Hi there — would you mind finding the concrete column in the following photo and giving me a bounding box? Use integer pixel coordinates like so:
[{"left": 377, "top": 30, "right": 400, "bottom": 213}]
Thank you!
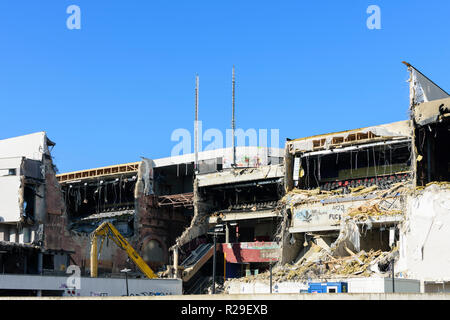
[
  {"left": 9, "top": 228, "right": 17, "bottom": 243},
  {"left": 23, "top": 227, "right": 30, "bottom": 243},
  {"left": 245, "top": 264, "right": 251, "bottom": 277},
  {"left": 0, "top": 225, "right": 9, "bottom": 241},
  {"left": 37, "top": 252, "right": 43, "bottom": 275},
  {"left": 225, "top": 223, "right": 230, "bottom": 244},
  {"left": 173, "top": 247, "right": 179, "bottom": 279},
  {"left": 284, "top": 143, "right": 294, "bottom": 192}
]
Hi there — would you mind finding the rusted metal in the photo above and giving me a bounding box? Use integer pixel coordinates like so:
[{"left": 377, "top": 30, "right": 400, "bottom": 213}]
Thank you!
[{"left": 158, "top": 192, "right": 194, "bottom": 208}]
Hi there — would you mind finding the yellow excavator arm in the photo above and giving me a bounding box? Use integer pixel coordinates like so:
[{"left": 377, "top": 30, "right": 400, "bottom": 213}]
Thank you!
[{"left": 90, "top": 221, "right": 157, "bottom": 279}]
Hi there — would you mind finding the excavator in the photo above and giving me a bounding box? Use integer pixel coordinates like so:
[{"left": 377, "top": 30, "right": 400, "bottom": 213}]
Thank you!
[{"left": 90, "top": 221, "right": 157, "bottom": 279}]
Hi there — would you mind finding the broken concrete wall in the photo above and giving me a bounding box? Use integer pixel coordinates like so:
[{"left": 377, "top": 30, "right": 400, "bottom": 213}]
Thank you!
[
  {"left": 0, "top": 132, "right": 49, "bottom": 161},
  {"left": 0, "top": 132, "right": 50, "bottom": 223},
  {"left": 412, "top": 97, "right": 450, "bottom": 126},
  {"left": 0, "top": 158, "right": 22, "bottom": 222},
  {"left": 397, "top": 183, "right": 450, "bottom": 281},
  {"left": 45, "top": 158, "right": 191, "bottom": 275},
  {"left": 0, "top": 133, "right": 53, "bottom": 244},
  {"left": 288, "top": 120, "right": 412, "bottom": 154},
  {"left": 172, "top": 178, "right": 210, "bottom": 250}
]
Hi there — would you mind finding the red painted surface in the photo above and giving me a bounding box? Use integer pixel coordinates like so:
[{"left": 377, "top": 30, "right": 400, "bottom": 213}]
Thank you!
[{"left": 221, "top": 242, "right": 280, "bottom": 263}]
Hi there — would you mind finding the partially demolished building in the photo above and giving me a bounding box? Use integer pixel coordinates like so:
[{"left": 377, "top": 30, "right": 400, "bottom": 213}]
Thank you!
[
  {"left": 0, "top": 132, "right": 72, "bottom": 282},
  {"left": 169, "top": 147, "right": 285, "bottom": 293},
  {"left": 0, "top": 63, "right": 449, "bottom": 295},
  {"left": 225, "top": 63, "right": 450, "bottom": 294},
  {"left": 53, "top": 147, "right": 281, "bottom": 276}
]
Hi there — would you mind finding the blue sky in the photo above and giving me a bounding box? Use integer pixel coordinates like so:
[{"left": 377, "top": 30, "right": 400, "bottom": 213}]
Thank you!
[{"left": 1, "top": 1, "right": 449, "bottom": 173}]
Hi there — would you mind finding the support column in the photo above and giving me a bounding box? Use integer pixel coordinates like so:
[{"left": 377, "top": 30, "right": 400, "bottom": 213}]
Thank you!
[
  {"left": 173, "top": 247, "right": 179, "bottom": 279},
  {"left": 90, "top": 237, "right": 98, "bottom": 277},
  {"left": 225, "top": 223, "right": 230, "bottom": 244},
  {"left": 38, "top": 251, "right": 43, "bottom": 275}
]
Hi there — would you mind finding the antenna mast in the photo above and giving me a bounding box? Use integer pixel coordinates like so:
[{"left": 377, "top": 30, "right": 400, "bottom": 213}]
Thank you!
[
  {"left": 195, "top": 75, "right": 199, "bottom": 174},
  {"left": 232, "top": 66, "right": 236, "bottom": 167}
]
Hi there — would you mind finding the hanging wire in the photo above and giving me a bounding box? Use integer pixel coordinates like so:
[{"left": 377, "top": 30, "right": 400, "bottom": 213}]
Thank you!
[
  {"left": 350, "top": 150, "right": 353, "bottom": 177},
  {"left": 365, "top": 148, "right": 369, "bottom": 179},
  {"left": 313, "top": 157, "right": 319, "bottom": 188},
  {"left": 306, "top": 156, "right": 310, "bottom": 189},
  {"left": 372, "top": 146, "right": 377, "bottom": 180}
]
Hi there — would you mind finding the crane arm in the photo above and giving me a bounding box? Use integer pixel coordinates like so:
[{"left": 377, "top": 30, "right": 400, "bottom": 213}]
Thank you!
[{"left": 90, "top": 221, "right": 157, "bottom": 279}]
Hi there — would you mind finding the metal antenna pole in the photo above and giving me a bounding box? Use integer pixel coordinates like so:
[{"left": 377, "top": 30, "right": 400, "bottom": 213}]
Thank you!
[
  {"left": 195, "top": 75, "right": 199, "bottom": 174},
  {"left": 232, "top": 66, "right": 236, "bottom": 167},
  {"left": 212, "top": 233, "right": 217, "bottom": 294}
]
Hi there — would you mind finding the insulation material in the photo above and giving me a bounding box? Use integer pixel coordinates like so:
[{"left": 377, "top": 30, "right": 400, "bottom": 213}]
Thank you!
[
  {"left": 172, "top": 178, "right": 209, "bottom": 249},
  {"left": 237, "top": 246, "right": 394, "bottom": 283},
  {"left": 288, "top": 182, "right": 408, "bottom": 232},
  {"left": 289, "top": 120, "right": 412, "bottom": 154},
  {"left": 136, "top": 157, "right": 155, "bottom": 196},
  {"left": 331, "top": 218, "right": 361, "bottom": 255},
  {"left": 397, "top": 183, "right": 450, "bottom": 280}
]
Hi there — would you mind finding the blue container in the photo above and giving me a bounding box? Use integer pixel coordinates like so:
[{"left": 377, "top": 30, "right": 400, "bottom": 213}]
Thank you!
[{"left": 307, "top": 282, "right": 348, "bottom": 293}]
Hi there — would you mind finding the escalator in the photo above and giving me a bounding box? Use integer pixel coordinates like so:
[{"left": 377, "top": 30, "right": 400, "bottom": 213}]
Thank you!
[{"left": 180, "top": 243, "right": 216, "bottom": 282}]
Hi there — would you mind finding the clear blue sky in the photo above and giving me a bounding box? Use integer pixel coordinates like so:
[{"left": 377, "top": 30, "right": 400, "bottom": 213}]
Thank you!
[{"left": 1, "top": 1, "right": 449, "bottom": 173}]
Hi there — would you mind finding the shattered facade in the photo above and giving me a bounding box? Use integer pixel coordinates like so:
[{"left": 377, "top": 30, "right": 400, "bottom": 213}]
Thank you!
[
  {"left": 223, "top": 64, "right": 450, "bottom": 293},
  {"left": 0, "top": 132, "right": 72, "bottom": 280},
  {"left": 168, "top": 147, "right": 285, "bottom": 293},
  {"left": 1, "top": 63, "right": 449, "bottom": 295},
  {"left": 51, "top": 157, "right": 195, "bottom": 275}
]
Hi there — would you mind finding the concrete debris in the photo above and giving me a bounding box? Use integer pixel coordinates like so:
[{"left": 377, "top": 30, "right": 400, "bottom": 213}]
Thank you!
[
  {"left": 346, "top": 204, "right": 402, "bottom": 221},
  {"left": 331, "top": 218, "right": 361, "bottom": 255},
  {"left": 281, "top": 181, "right": 411, "bottom": 207},
  {"left": 230, "top": 246, "right": 396, "bottom": 285}
]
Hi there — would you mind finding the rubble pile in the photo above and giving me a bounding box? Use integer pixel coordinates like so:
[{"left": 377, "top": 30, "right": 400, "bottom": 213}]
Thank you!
[
  {"left": 227, "top": 241, "right": 398, "bottom": 286},
  {"left": 282, "top": 181, "right": 411, "bottom": 207},
  {"left": 346, "top": 203, "right": 402, "bottom": 221}
]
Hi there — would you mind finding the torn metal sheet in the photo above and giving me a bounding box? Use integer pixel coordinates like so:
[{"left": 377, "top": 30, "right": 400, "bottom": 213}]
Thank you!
[
  {"left": 397, "top": 183, "right": 450, "bottom": 280},
  {"left": 404, "top": 62, "right": 449, "bottom": 107}
]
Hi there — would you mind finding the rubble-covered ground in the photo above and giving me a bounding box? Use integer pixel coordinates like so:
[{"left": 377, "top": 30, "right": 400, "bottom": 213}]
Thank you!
[
  {"left": 224, "top": 182, "right": 411, "bottom": 289},
  {"left": 222, "top": 182, "right": 450, "bottom": 293},
  {"left": 226, "top": 242, "right": 398, "bottom": 288}
]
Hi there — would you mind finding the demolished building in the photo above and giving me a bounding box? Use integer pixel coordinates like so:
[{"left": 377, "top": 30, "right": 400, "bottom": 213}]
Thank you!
[
  {"left": 224, "top": 63, "right": 450, "bottom": 294},
  {"left": 0, "top": 132, "right": 73, "bottom": 292},
  {"left": 0, "top": 62, "right": 449, "bottom": 296},
  {"left": 36, "top": 145, "right": 283, "bottom": 279},
  {"left": 169, "top": 147, "right": 285, "bottom": 293},
  {"left": 0, "top": 132, "right": 282, "bottom": 294}
]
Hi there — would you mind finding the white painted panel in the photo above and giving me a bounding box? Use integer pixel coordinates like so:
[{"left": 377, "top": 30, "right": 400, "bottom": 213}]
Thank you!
[
  {"left": 0, "top": 157, "right": 22, "bottom": 173},
  {"left": 397, "top": 185, "right": 450, "bottom": 281},
  {"left": 0, "top": 274, "right": 182, "bottom": 297},
  {"left": 0, "top": 132, "right": 46, "bottom": 161},
  {"left": 0, "top": 175, "right": 21, "bottom": 222}
]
